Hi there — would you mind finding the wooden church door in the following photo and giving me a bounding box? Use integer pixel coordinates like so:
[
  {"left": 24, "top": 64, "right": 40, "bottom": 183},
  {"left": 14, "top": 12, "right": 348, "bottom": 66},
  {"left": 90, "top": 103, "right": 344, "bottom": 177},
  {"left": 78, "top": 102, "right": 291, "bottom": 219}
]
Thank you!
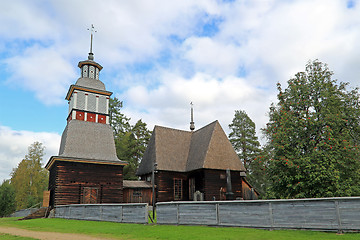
[{"left": 83, "top": 187, "right": 98, "bottom": 204}]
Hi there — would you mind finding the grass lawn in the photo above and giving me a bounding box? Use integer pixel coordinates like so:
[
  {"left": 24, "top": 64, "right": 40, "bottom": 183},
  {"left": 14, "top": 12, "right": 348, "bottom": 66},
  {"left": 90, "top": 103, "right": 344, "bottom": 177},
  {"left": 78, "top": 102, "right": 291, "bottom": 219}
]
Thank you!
[
  {"left": 0, "top": 217, "right": 360, "bottom": 240},
  {"left": 0, "top": 233, "right": 35, "bottom": 240}
]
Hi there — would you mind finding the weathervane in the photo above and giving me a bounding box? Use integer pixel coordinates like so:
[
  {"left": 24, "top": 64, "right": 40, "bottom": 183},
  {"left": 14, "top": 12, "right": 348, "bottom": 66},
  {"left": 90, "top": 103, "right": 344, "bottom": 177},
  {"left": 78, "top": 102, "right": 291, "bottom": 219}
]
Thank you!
[
  {"left": 87, "top": 24, "right": 97, "bottom": 60},
  {"left": 190, "top": 102, "right": 195, "bottom": 131}
]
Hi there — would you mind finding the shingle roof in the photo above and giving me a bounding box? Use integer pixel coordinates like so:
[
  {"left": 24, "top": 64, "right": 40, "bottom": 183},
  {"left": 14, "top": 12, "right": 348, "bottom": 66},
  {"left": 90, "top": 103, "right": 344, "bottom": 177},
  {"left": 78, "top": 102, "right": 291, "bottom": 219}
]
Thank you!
[
  {"left": 136, "top": 120, "right": 246, "bottom": 175},
  {"left": 75, "top": 77, "right": 106, "bottom": 91},
  {"left": 58, "top": 120, "right": 125, "bottom": 163},
  {"left": 123, "top": 180, "right": 152, "bottom": 188}
]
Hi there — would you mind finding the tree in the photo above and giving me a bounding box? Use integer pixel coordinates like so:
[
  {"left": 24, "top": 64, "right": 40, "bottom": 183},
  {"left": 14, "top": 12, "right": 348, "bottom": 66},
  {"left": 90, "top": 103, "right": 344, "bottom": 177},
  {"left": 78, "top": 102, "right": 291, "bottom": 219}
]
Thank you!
[
  {"left": 229, "top": 110, "right": 261, "bottom": 169},
  {"left": 109, "top": 97, "right": 131, "bottom": 136},
  {"left": 11, "top": 142, "right": 48, "bottom": 210},
  {"left": 109, "top": 97, "right": 152, "bottom": 180},
  {"left": 0, "top": 180, "right": 15, "bottom": 217},
  {"left": 123, "top": 119, "right": 152, "bottom": 179},
  {"left": 263, "top": 60, "right": 360, "bottom": 198},
  {"left": 228, "top": 110, "right": 269, "bottom": 196}
]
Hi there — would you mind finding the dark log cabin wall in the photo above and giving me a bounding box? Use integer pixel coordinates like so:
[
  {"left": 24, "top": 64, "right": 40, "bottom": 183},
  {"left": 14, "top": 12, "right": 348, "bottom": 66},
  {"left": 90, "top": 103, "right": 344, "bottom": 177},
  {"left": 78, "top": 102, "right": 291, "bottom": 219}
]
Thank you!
[
  {"left": 203, "top": 169, "right": 243, "bottom": 201},
  {"left": 123, "top": 188, "right": 153, "bottom": 204},
  {"left": 139, "top": 169, "right": 246, "bottom": 202},
  {"left": 49, "top": 161, "right": 124, "bottom": 206},
  {"left": 242, "top": 179, "right": 259, "bottom": 200},
  {"left": 156, "top": 171, "right": 188, "bottom": 202}
]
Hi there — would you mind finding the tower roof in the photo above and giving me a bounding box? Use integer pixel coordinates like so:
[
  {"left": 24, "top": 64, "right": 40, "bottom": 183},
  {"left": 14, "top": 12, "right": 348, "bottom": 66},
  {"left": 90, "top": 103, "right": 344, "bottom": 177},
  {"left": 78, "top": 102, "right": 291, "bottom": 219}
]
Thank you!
[{"left": 58, "top": 120, "right": 124, "bottom": 162}]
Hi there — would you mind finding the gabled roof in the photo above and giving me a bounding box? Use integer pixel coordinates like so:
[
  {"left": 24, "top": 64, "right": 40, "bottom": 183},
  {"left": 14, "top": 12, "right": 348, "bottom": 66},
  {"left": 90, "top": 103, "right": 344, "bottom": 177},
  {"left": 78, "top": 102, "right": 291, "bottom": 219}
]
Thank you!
[{"left": 136, "top": 120, "right": 246, "bottom": 175}]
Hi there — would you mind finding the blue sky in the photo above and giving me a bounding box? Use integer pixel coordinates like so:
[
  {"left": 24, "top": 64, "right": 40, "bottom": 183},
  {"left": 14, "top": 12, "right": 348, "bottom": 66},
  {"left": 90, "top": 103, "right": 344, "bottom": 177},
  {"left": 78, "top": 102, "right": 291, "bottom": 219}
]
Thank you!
[{"left": 1, "top": 0, "right": 360, "bottom": 182}]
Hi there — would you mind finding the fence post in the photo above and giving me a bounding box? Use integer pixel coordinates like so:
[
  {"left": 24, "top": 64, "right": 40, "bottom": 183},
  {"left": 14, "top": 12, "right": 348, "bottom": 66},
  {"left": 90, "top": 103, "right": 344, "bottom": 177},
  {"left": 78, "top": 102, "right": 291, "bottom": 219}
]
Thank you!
[
  {"left": 177, "top": 203, "right": 180, "bottom": 224},
  {"left": 335, "top": 200, "right": 342, "bottom": 234},
  {"left": 268, "top": 202, "right": 274, "bottom": 230},
  {"left": 83, "top": 205, "right": 86, "bottom": 219},
  {"left": 145, "top": 204, "right": 149, "bottom": 223},
  {"left": 120, "top": 206, "right": 123, "bottom": 222},
  {"left": 215, "top": 203, "right": 220, "bottom": 225},
  {"left": 68, "top": 206, "right": 71, "bottom": 219}
]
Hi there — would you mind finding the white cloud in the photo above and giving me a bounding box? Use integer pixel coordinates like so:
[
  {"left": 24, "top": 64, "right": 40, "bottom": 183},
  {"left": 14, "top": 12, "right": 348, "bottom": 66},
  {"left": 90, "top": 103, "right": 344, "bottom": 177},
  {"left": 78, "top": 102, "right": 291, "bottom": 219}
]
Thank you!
[
  {"left": 0, "top": 1, "right": 59, "bottom": 40},
  {"left": 0, "top": 126, "right": 61, "bottom": 183},
  {"left": 182, "top": 37, "right": 243, "bottom": 77},
  {"left": 4, "top": 46, "right": 76, "bottom": 105},
  {"left": 215, "top": 0, "right": 360, "bottom": 86},
  {"left": 119, "top": 71, "right": 271, "bottom": 137}
]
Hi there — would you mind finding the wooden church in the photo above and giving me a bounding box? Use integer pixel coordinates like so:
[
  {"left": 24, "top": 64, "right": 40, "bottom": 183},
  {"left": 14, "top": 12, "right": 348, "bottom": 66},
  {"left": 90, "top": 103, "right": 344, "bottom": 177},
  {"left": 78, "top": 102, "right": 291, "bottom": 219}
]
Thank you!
[
  {"left": 45, "top": 30, "right": 257, "bottom": 207},
  {"left": 136, "top": 113, "right": 258, "bottom": 202},
  {"left": 45, "top": 36, "right": 127, "bottom": 207}
]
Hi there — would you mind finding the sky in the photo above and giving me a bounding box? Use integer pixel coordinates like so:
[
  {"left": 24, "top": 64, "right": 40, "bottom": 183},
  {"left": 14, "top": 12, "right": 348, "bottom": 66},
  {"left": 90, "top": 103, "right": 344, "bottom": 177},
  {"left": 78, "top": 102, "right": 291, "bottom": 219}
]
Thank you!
[{"left": 1, "top": 0, "right": 360, "bottom": 182}]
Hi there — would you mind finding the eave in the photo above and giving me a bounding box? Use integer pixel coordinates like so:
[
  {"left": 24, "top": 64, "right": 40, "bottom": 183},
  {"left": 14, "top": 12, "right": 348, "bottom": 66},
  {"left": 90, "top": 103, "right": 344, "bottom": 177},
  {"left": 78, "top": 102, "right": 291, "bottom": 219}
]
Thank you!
[
  {"left": 65, "top": 85, "right": 112, "bottom": 100},
  {"left": 45, "top": 156, "right": 127, "bottom": 170}
]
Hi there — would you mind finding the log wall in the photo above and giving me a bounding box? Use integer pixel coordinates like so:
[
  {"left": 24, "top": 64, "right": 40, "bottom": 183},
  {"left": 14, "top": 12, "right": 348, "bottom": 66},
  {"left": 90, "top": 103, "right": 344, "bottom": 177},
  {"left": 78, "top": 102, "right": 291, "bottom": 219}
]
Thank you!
[
  {"left": 203, "top": 169, "right": 244, "bottom": 201},
  {"left": 123, "top": 188, "right": 153, "bottom": 205},
  {"left": 49, "top": 161, "right": 124, "bottom": 206},
  {"left": 156, "top": 171, "right": 188, "bottom": 202}
]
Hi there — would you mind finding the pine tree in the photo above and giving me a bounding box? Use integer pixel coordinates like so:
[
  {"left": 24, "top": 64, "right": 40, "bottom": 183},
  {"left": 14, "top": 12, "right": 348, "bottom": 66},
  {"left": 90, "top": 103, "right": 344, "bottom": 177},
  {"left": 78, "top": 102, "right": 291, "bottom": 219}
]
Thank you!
[
  {"left": 229, "top": 110, "right": 270, "bottom": 195},
  {"left": 11, "top": 142, "right": 48, "bottom": 210},
  {"left": 263, "top": 60, "right": 360, "bottom": 198},
  {"left": 229, "top": 110, "right": 260, "bottom": 170}
]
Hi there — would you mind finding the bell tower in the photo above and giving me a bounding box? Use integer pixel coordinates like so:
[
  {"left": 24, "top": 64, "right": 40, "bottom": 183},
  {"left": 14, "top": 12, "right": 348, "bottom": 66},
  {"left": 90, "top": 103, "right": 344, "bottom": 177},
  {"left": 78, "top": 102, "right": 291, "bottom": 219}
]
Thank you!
[
  {"left": 66, "top": 25, "right": 111, "bottom": 125},
  {"left": 46, "top": 26, "right": 127, "bottom": 207}
]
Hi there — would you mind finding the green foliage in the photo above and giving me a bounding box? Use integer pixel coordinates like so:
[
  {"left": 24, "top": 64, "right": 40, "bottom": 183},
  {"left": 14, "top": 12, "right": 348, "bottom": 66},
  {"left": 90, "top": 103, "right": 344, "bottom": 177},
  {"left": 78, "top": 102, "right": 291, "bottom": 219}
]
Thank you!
[
  {"left": 0, "top": 180, "right": 15, "bottom": 217},
  {"left": 109, "top": 97, "right": 131, "bottom": 136},
  {"left": 263, "top": 60, "right": 360, "bottom": 198},
  {"left": 109, "top": 97, "right": 152, "bottom": 180},
  {"left": 228, "top": 110, "right": 270, "bottom": 196},
  {"left": 10, "top": 142, "right": 48, "bottom": 210},
  {"left": 229, "top": 110, "right": 261, "bottom": 169},
  {"left": 1, "top": 218, "right": 359, "bottom": 240}
]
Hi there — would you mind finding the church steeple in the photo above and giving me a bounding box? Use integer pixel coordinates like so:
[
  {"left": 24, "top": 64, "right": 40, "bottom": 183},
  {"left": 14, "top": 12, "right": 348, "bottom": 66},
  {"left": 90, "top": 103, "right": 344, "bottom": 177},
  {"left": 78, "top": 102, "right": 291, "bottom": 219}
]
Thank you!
[
  {"left": 64, "top": 26, "right": 112, "bottom": 125},
  {"left": 190, "top": 102, "right": 195, "bottom": 131}
]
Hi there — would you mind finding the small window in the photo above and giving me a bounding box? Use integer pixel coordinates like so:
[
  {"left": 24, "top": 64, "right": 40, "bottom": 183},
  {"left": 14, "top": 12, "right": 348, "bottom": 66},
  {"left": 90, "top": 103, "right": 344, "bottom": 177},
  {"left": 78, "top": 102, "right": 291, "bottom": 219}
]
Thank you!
[{"left": 174, "top": 179, "right": 183, "bottom": 200}]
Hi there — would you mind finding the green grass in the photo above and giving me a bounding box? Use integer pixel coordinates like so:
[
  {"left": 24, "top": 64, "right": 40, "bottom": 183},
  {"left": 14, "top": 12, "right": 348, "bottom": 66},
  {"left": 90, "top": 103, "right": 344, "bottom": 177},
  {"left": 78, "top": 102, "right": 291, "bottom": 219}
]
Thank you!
[
  {"left": 0, "top": 217, "right": 360, "bottom": 240},
  {"left": 0, "top": 233, "right": 36, "bottom": 240},
  {"left": 148, "top": 210, "right": 156, "bottom": 223}
]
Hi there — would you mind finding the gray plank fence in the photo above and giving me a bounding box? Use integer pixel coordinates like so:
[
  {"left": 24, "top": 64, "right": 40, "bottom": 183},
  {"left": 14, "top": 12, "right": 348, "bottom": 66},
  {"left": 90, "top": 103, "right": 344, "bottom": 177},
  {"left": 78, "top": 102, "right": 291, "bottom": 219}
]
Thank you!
[
  {"left": 55, "top": 203, "right": 148, "bottom": 224},
  {"left": 156, "top": 197, "right": 360, "bottom": 232}
]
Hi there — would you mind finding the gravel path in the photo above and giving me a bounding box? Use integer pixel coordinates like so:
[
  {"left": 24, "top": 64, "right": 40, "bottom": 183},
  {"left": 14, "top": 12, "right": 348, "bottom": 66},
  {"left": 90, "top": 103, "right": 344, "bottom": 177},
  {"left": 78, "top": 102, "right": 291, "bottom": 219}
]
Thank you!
[{"left": 0, "top": 226, "right": 117, "bottom": 240}]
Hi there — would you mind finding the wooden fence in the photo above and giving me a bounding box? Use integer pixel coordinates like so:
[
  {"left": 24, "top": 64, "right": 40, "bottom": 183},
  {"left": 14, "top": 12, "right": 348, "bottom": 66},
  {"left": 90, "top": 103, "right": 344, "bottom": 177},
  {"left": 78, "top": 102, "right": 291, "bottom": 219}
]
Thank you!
[
  {"left": 156, "top": 197, "right": 360, "bottom": 232},
  {"left": 55, "top": 203, "right": 148, "bottom": 224}
]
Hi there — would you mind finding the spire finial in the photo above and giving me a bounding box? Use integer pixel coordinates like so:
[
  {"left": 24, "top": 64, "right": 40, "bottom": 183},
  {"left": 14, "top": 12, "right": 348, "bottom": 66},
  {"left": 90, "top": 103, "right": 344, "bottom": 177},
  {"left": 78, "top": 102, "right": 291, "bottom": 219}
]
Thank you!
[
  {"left": 190, "top": 102, "right": 195, "bottom": 131},
  {"left": 87, "top": 24, "right": 97, "bottom": 60}
]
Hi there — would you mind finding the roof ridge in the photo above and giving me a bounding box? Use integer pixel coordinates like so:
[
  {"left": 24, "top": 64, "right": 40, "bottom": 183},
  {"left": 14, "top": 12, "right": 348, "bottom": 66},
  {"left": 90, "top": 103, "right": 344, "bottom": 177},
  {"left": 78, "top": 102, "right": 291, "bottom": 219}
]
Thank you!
[
  {"left": 185, "top": 121, "right": 218, "bottom": 171},
  {"left": 154, "top": 125, "right": 190, "bottom": 133},
  {"left": 197, "top": 121, "right": 218, "bottom": 170}
]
